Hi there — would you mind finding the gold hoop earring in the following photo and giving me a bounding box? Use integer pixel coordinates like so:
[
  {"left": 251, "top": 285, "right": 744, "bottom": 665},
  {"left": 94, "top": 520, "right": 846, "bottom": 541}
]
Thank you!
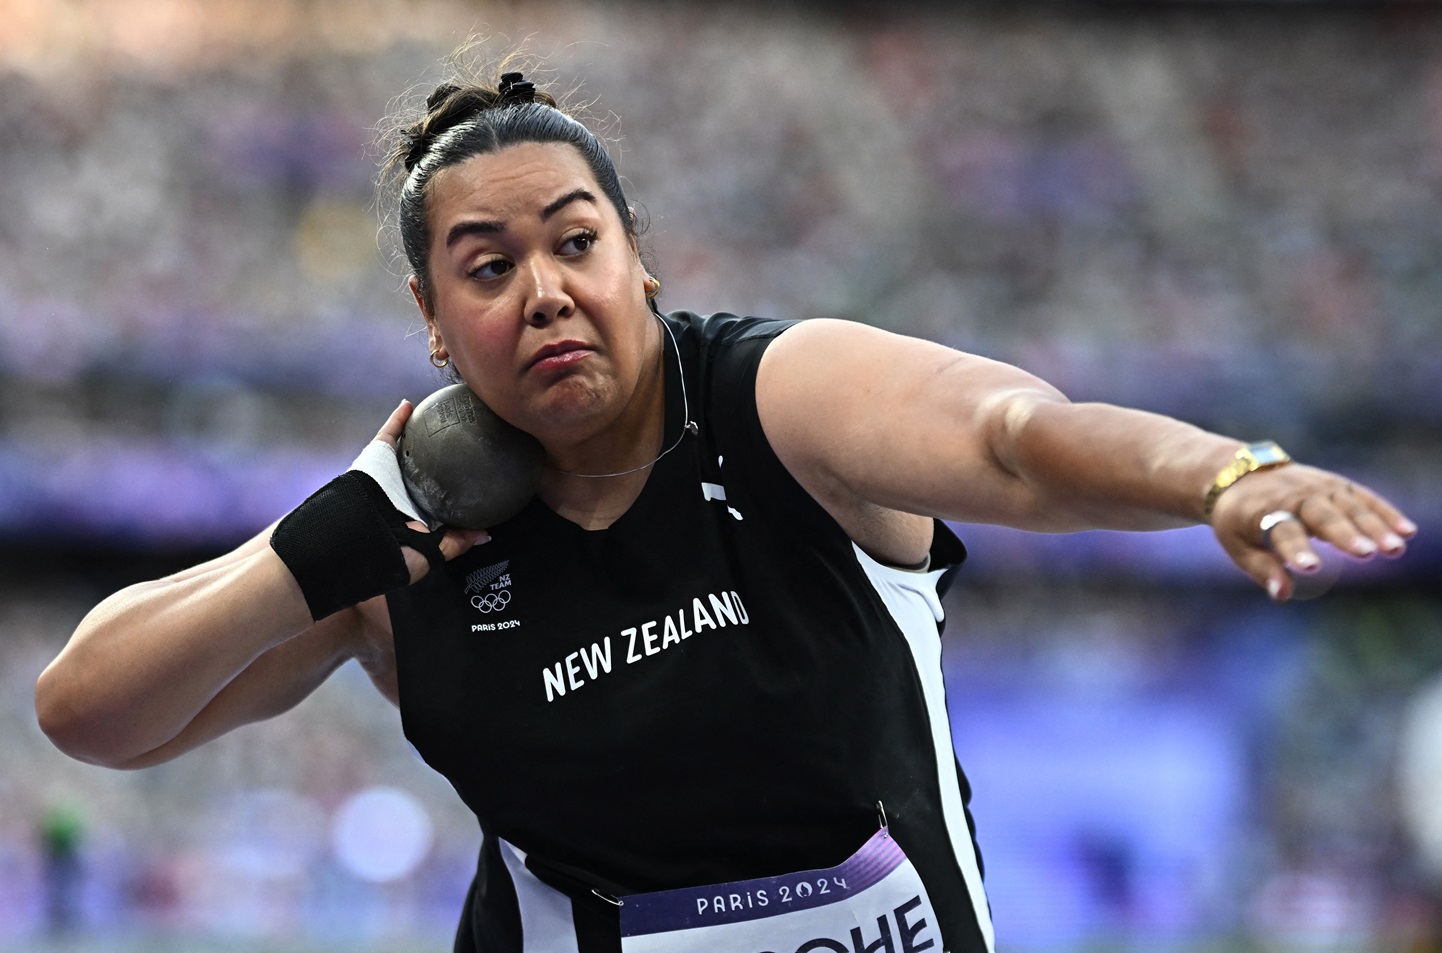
[
  {"left": 430, "top": 350, "right": 450, "bottom": 369},
  {"left": 645, "top": 276, "right": 661, "bottom": 299}
]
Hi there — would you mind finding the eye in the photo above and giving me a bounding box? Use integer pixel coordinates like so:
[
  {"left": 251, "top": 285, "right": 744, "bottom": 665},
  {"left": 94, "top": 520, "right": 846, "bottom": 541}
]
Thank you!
[
  {"left": 559, "top": 229, "right": 597, "bottom": 257},
  {"left": 469, "top": 257, "right": 513, "bottom": 281}
]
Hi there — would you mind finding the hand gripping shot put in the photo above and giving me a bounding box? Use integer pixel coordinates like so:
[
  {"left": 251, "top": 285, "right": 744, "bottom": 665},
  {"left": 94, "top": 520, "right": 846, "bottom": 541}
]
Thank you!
[
  {"left": 399, "top": 384, "right": 545, "bottom": 529},
  {"left": 266, "top": 384, "right": 542, "bottom": 622}
]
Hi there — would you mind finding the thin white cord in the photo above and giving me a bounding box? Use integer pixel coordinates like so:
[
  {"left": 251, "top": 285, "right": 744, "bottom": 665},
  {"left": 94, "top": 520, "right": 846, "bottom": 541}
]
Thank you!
[{"left": 553, "top": 316, "right": 696, "bottom": 479}]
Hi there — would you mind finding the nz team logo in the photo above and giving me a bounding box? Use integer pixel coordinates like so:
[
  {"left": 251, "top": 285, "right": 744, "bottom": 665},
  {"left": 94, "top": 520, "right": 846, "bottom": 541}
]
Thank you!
[{"left": 464, "top": 560, "right": 513, "bottom": 616}]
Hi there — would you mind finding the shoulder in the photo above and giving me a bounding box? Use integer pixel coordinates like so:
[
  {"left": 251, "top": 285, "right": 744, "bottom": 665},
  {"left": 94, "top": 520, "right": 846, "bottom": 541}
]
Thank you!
[
  {"left": 758, "top": 317, "right": 912, "bottom": 369},
  {"left": 665, "top": 310, "right": 802, "bottom": 422},
  {"left": 682, "top": 316, "right": 940, "bottom": 565},
  {"left": 663, "top": 310, "right": 798, "bottom": 354}
]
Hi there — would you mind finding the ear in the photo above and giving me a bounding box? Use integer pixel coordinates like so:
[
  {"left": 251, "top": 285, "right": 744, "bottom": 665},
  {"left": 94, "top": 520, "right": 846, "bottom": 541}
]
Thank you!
[
  {"left": 408, "top": 274, "right": 433, "bottom": 320},
  {"left": 626, "top": 207, "right": 641, "bottom": 257},
  {"left": 410, "top": 275, "right": 445, "bottom": 353}
]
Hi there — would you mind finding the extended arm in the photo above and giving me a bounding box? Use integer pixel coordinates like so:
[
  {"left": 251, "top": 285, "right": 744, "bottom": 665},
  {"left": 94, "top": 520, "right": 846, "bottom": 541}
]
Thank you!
[{"left": 757, "top": 320, "right": 1414, "bottom": 598}]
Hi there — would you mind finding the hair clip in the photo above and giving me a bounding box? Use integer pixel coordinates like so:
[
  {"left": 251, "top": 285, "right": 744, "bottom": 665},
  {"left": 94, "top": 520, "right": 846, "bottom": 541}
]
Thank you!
[
  {"left": 498, "top": 72, "right": 536, "bottom": 105},
  {"left": 402, "top": 131, "right": 428, "bottom": 173}
]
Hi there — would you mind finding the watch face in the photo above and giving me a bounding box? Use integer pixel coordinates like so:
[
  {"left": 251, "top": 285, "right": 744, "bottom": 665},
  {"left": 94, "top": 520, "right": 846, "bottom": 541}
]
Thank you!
[{"left": 1247, "top": 441, "right": 1290, "bottom": 466}]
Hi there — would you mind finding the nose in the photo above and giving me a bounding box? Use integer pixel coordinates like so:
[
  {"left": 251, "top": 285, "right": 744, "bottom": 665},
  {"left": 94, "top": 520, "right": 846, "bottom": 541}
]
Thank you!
[{"left": 522, "top": 255, "right": 574, "bottom": 327}]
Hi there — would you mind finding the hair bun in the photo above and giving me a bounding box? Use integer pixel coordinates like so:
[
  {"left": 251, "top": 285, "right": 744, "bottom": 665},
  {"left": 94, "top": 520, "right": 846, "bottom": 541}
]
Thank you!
[
  {"left": 426, "top": 83, "right": 461, "bottom": 111},
  {"left": 401, "top": 131, "right": 428, "bottom": 173},
  {"left": 399, "top": 73, "right": 556, "bottom": 176}
]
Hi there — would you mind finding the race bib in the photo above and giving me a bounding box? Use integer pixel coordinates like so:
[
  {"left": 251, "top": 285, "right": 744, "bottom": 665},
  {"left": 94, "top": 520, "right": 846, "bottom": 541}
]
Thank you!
[{"left": 619, "top": 828, "right": 940, "bottom": 953}]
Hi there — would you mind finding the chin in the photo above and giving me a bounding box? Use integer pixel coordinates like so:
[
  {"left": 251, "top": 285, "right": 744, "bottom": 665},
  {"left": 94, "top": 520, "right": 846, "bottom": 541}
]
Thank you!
[{"left": 530, "top": 381, "right": 621, "bottom": 434}]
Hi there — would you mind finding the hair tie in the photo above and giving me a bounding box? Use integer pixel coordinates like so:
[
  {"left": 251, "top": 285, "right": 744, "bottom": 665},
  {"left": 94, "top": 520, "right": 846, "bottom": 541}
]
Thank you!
[{"left": 498, "top": 72, "right": 537, "bottom": 105}]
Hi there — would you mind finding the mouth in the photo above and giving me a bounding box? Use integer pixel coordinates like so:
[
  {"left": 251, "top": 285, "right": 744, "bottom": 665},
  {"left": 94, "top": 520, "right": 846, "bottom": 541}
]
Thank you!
[{"left": 526, "top": 340, "right": 593, "bottom": 372}]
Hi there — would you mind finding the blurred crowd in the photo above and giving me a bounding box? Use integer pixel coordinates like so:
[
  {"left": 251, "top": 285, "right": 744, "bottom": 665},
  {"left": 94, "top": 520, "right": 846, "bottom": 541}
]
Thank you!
[
  {"left": 0, "top": 0, "right": 1438, "bottom": 546},
  {"left": 1, "top": 0, "right": 1440, "bottom": 950}
]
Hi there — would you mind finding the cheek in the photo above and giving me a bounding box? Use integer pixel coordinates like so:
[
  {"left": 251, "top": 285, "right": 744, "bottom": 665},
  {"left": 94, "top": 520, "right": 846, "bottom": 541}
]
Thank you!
[
  {"left": 453, "top": 325, "right": 515, "bottom": 380},
  {"left": 432, "top": 307, "right": 514, "bottom": 382},
  {"left": 593, "top": 259, "right": 647, "bottom": 317}
]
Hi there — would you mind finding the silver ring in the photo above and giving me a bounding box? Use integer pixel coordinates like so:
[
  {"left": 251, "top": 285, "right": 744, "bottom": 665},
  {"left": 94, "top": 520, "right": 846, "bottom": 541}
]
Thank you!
[{"left": 1259, "top": 509, "right": 1299, "bottom": 545}]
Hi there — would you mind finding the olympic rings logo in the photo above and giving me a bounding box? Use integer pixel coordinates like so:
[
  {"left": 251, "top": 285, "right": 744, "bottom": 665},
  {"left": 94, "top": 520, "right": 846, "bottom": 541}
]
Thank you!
[{"left": 471, "top": 591, "right": 512, "bottom": 613}]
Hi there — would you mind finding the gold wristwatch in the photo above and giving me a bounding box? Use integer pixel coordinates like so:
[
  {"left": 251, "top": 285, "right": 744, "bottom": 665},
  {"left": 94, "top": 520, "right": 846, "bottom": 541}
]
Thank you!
[{"left": 1203, "top": 440, "right": 1292, "bottom": 518}]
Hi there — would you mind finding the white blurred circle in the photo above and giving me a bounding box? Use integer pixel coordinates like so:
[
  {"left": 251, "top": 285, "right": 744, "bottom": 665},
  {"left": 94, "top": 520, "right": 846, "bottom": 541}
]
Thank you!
[
  {"left": 330, "top": 786, "right": 434, "bottom": 883},
  {"left": 1398, "top": 673, "right": 1442, "bottom": 879}
]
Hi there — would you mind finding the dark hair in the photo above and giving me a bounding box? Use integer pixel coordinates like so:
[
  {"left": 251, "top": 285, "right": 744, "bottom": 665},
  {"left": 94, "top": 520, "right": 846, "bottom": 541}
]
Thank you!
[{"left": 384, "top": 68, "right": 636, "bottom": 312}]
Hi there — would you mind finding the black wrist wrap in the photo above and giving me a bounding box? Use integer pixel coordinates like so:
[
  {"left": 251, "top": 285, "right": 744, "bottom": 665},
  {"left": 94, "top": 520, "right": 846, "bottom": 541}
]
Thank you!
[{"left": 270, "top": 471, "right": 445, "bottom": 621}]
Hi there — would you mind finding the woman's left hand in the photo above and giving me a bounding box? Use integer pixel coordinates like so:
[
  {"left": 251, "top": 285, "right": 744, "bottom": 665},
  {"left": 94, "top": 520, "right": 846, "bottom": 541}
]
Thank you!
[{"left": 1207, "top": 463, "right": 1416, "bottom": 600}]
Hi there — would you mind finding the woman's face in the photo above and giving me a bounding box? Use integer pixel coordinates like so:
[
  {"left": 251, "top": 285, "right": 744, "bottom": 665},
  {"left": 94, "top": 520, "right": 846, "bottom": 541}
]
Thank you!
[{"left": 414, "top": 142, "right": 653, "bottom": 446}]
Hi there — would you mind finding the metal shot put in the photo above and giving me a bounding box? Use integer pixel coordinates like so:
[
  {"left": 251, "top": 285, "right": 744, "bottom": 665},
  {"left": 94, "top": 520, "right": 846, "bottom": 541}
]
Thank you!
[{"left": 399, "top": 384, "right": 544, "bottom": 529}]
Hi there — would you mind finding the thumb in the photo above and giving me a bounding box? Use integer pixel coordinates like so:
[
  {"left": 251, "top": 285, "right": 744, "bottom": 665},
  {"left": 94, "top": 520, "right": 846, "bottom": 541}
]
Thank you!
[{"left": 401, "top": 524, "right": 490, "bottom": 583}]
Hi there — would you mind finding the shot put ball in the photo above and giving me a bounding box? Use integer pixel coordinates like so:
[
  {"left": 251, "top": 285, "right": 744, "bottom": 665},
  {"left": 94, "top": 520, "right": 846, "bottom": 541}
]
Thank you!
[{"left": 398, "top": 384, "right": 545, "bottom": 528}]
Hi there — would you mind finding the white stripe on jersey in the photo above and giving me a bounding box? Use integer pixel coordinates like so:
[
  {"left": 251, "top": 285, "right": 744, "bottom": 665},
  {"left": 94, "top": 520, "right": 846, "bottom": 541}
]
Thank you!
[
  {"left": 500, "top": 837, "right": 581, "bottom": 953},
  {"left": 851, "top": 543, "right": 997, "bottom": 953}
]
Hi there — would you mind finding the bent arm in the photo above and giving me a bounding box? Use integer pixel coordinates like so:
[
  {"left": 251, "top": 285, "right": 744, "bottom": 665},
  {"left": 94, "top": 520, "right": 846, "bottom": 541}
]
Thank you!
[
  {"left": 35, "top": 400, "right": 486, "bottom": 769},
  {"left": 34, "top": 526, "right": 367, "bottom": 769},
  {"left": 757, "top": 319, "right": 1413, "bottom": 595}
]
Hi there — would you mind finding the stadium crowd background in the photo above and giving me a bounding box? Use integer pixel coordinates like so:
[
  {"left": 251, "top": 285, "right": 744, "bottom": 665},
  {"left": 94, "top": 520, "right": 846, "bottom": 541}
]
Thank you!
[{"left": 1, "top": 0, "right": 1440, "bottom": 950}]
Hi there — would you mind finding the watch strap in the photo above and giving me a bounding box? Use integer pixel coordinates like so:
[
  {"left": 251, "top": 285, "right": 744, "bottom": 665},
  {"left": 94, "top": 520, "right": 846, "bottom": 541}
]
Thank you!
[{"left": 1203, "top": 440, "right": 1292, "bottom": 519}]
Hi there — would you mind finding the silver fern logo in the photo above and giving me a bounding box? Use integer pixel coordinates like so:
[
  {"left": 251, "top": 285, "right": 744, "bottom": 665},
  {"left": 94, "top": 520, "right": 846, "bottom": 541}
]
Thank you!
[
  {"left": 465, "top": 560, "right": 515, "bottom": 620},
  {"left": 464, "top": 560, "right": 510, "bottom": 596}
]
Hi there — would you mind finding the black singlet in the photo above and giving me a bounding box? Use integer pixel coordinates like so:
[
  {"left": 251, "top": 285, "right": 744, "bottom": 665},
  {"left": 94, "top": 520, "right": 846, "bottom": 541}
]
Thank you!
[{"left": 387, "top": 312, "right": 994, "bottom": 953}]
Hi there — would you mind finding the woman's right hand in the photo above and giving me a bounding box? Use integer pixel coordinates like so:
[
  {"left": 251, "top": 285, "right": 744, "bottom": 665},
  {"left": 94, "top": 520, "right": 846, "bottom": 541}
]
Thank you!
[{"left": 372, "top": 399, "right": 491, "bottom": 583}]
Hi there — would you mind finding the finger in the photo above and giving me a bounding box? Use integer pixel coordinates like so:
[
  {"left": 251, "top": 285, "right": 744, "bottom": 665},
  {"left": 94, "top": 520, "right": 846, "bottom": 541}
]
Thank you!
[
  {"left": 439, "top": 526, "right": 491, "bottom": 560},
  {"left": 1258, "top": 511, "right": 1322, "bottom": 575},
  {"left": 1223, "top": 535, "right": 1295, "bottom": 602},
  {"left": 1296, "top": 493, "right": 1385, "bottom": 561},
  {"left": 400, "top": 524, "right": 489, "bottom": 583},
  {"left": 1332, "top": 483, "right": 1415, "bottom": 557},
  {"left": 1346, "top": 482, "right": 1420, "bottom": 539},
  {"left": 1339, "top": 500, "right": 1406, "bottom": 558},
  {"left": 376, "top": 399, "right": 413, "bottom": 449}
]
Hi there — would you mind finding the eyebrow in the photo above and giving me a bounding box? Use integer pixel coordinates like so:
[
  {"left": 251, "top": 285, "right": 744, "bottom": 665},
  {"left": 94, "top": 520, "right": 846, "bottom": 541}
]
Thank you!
[
  {"left": 541, "top": 188, "right": 597, "bottom": 222},
  {"left": 445, "top": 188, "right": 599, "bottom": 248}
]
